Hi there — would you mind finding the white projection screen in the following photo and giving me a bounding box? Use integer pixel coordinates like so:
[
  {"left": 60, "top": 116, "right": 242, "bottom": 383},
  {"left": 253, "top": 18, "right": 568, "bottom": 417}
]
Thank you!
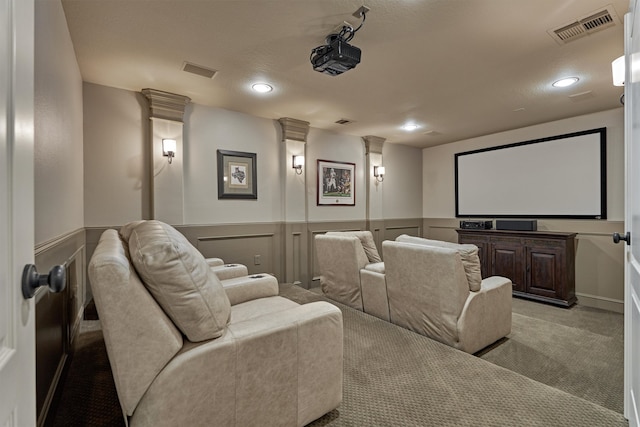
[{"left": 455, "top": 128, "right": 606, "bottom": 219}]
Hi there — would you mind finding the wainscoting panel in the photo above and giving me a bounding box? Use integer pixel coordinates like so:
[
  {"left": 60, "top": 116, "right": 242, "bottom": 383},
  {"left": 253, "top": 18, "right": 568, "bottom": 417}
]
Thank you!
[
  {"left": 35, "top": 228, "right": 86, "bottom": 427},
  {"left": 177, "top": 223, "right": 285, "bottom": 280},
  {"left": 383, "top": 218, "right": 422, "bottom": 242},
  {"left": 284, "top": 222, "right": 308, "bottom": 287}
]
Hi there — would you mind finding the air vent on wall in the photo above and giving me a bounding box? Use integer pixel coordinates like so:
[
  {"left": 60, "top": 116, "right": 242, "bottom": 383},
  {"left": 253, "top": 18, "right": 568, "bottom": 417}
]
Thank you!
[
  {"left": 182, "top": 61, "right": 218, "bottom": 79},
  {"left": 548, "top": 5, "right": 619, "bottom": 44}
]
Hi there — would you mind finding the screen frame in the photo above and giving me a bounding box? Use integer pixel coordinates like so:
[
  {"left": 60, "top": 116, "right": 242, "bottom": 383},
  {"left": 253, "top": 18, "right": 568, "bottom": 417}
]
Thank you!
[{"left": 454, "top": 127, "right": 607, "bottom": 219}]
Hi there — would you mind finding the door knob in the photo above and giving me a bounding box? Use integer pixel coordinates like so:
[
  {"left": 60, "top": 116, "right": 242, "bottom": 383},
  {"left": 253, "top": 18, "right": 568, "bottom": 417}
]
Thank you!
[
  {"left": 612, "top": 232, "right": 631, "bottom": 246},
  {"left": 21, "top": 264, "right": 66, "bottom": 299}
]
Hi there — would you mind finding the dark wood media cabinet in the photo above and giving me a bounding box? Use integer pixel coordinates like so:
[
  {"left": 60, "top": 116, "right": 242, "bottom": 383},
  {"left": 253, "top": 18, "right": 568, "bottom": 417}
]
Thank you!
[{"left": 456, "top": 229, "right": 577, "bottom": 307}]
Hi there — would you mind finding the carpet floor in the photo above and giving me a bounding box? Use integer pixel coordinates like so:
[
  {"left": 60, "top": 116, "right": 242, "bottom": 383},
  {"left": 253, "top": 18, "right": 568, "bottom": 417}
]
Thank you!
[{"left": 50, "top": 284, "right": 627, "bottom": 426}]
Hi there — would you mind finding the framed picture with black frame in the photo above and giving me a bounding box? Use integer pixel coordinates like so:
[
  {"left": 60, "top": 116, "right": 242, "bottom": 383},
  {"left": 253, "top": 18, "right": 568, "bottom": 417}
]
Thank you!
[
  {"left": 317, "top": 159, "right": 355, "bottom": 206},
  {"left": 217, "top": 149, "right": 257, "bottom": 199}
]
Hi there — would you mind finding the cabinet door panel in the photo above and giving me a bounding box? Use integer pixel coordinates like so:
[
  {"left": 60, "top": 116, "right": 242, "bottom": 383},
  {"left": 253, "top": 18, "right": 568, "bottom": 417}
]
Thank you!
[
  {"left": 526, "top": 246, "right": 564, "bottom": 299},
  {"left": 491, "top": 242, "right": 524, "bottom": 292}
]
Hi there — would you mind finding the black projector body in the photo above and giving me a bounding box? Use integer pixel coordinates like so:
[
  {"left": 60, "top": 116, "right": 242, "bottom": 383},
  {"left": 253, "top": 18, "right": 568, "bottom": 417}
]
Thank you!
[{"left": 311, "top": 37, "right": 361, "bottom": 76}]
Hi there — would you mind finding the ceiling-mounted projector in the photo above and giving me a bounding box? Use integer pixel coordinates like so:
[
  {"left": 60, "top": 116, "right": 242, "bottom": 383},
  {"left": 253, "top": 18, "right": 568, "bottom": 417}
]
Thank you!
[
  {"left": 310, "top": 6, "right": 369, "bottom": 76},
  {"left": 311, "top": 35, "right": 361, "bottom": 76}
]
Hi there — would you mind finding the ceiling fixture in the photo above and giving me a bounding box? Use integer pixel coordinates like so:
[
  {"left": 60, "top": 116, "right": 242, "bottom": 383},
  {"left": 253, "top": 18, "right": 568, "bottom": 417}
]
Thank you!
[
  {"left": 251, "top": 83, "right": 273, "bottom": 93},
  {"left": 402, "top": 124, "right": 419, "bottom": 131},
  {"left": 552, "top": 77, "right": 579, "bottom": 88},
  {"left": 310, "top": 5, "right": 370, "bottom": 76}
]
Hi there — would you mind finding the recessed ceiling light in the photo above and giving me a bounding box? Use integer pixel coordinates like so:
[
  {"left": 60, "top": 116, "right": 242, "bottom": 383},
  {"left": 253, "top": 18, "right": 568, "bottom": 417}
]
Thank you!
[
  {"left": 401, "top": 124, "right": 419, "bottom": 131},
  {"left": 552, "top": 77, "right": 579, "bottom": 88},
  {"left": 251, "top": 83, "right": 273, "bottom": 93}
]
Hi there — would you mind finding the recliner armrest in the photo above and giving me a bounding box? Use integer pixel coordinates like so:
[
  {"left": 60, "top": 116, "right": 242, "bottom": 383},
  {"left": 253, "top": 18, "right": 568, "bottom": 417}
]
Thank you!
[
  {"left": 205, "top": 257, "right": 224, "bottom": 267},
  {"left": 457, "top": 275, "right": 512, "bottom": 354},
  {"left": 133, "top": 301, "right": 343, "bottom": 427},
  {"left": 211, "top": 263, "right": 248, "bottom": 280},
  {"left": 221, "top": 274, "right": 279, "bottom": 305}
]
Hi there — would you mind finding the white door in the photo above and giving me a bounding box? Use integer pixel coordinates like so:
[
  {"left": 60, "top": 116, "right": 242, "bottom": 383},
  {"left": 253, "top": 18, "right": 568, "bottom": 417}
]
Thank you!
[
  {"left": 625, "top": 1, "right": 640, "bottom": 425},
  {"left": 0, "top": 0, "right": 36, "bottom": 425}
]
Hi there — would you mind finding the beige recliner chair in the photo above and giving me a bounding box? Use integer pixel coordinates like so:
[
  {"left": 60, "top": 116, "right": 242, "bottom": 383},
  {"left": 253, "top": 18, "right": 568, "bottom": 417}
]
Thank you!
[
  {"left": 382, "top": 235, "right": 512, "bottom": 354},
  {"left": 89, "top": 221, "right": 343, "bottom": 426},
  {"left": 315, "top": 231, "right": 389, "bottom": 320}
]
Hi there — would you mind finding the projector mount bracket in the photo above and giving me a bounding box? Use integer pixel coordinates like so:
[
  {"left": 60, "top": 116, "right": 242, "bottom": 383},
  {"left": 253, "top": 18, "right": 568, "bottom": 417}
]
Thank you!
[{"left": 310, "top": 5, "right": 369, "bottom": 66}]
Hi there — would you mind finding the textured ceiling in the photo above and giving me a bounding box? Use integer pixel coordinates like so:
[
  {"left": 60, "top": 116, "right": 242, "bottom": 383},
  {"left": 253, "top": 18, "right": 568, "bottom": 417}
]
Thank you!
[{"left": 61, "top": 0, "right": 628, "bottom": 148}]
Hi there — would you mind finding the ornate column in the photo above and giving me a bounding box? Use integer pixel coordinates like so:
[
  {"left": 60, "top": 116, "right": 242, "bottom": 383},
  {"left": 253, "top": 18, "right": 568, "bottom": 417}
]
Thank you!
[
  {"left": 363, "top": 135, "right": 385, "bottom": 241},
  {"left": 278, "top": 117, "right": 310, "bottom": 286},
  {"left": 141, "top": 88, "right": 191, "bottom": 224}
]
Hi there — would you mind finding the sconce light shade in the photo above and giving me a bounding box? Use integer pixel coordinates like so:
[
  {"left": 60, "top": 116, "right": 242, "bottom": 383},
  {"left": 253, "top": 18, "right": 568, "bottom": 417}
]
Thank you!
[
  {"left": 612, "top": 55, "right": 625, "bottom": 86},
  {"left": 373, "top": 165, "right": 385, "bottom": 182},
  {"left": 162, "top": 139, "right": 177, "bottom": 164},
  {"left": 292, "top": 155, "right": 305, "bottom": 174}
]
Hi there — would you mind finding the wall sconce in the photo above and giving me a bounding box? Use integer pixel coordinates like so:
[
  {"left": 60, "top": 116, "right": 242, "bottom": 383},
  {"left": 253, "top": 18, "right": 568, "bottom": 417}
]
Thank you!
[
  {"left": 373, "top": 166, "right": 385, "bottom": 182},
  {"left": 612, "top": 55, "right": 625, "bottom": 87},
  {"left": 162, "top": 139, "right": 176, "bottom": 164},
  {"left": 292, "top": 155, "right": 305, "bottom": 175}
]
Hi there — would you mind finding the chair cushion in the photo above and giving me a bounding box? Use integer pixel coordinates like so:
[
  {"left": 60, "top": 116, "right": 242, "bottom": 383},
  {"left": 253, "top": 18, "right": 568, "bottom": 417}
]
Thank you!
[
  {"left": 395, "top": 234, "right": 482, "bottom": 291},
  {"left": 128, "top": 220, "right": 231, "bottom": 342},
  {"left": 328, "top": 231, "right": 382, "bottom": 263}
]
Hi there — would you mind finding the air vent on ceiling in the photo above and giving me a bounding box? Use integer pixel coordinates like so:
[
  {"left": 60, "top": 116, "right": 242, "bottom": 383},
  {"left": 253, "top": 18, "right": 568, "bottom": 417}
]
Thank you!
[
  {"left": 423, "top": 130, "right": 442, "bottom": 137},
  {"left": 335, "top": 118, "right": 354, "bottom": 125},
  {"left": 182, "top": 62, "right": 217, "bottom": 79},
  {"left": 568, "top": 90, "right": 595, "bottom": 102},
  {"left": 548, "top": 5, "right": 619, "bottom": 44}
]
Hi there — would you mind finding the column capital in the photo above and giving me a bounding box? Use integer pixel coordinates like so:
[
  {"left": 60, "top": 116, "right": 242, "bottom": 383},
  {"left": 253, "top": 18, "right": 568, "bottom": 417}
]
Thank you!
[
  {"left": 363, "top": 135, "right": 386, "bottom": 154},
  {"left": 278, "top": 117, "right": 310, "bottom": 142},
  {"left": 141, "top": 88, "right": 191, "bottom": 122}
]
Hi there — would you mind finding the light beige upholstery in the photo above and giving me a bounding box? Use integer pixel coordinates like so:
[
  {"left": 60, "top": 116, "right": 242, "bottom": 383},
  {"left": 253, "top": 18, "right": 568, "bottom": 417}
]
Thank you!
[
  {"left": 383, "top": 239, "right": 512, "bottom": 354},
  {"left": 315, "top": 231, "right": 390, "bottom": 321},
  {"left": 89, "top": 227, "right": 343, "bottom": 426}
]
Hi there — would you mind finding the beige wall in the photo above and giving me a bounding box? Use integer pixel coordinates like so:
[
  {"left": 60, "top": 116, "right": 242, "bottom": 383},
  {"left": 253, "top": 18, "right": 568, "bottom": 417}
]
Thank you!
[
  {"left": 35, "top": 0, "right": 84, "bottom": 245},
  {"left": 422, "top": 108, "right": 625, "bottom": 312},
  {"left": 184, "top": 104, "right": 282, "bottom": 224},
  {"left": 83, "top": 84, "right": 424, "bottom": 227},
  {"left": 383, "top": 142, "right": 423, "bottom": 219},
  {"left": 83, "top": 83, "right": 150, "bottom": 226}
]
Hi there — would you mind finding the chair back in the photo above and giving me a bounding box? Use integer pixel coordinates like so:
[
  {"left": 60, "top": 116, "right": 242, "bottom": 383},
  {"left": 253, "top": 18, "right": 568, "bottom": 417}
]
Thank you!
[
  {"left": 382, "top": 240, "right": 469, "bottom": 346},
  {"left": 315, "top": 234, "right": 369, "bottom": 310}
]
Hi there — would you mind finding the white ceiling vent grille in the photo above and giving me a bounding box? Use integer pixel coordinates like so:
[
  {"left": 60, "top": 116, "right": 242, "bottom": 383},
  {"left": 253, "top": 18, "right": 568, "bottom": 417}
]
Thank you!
[
  {"left": 182, "top": 62, "right": 217, "bottom": 79},
  {"left": 548, "top": 5, "right": 619, "bottom": 44}
]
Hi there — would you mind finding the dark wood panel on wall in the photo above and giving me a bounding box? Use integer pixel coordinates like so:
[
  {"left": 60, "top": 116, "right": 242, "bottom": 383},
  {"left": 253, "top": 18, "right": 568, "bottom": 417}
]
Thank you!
[
  {"left": 35, "top": 229, "right": 86, "bottom": 427},
  {"left": 36, "top": 290, "right": 66, "bottom": 424}
]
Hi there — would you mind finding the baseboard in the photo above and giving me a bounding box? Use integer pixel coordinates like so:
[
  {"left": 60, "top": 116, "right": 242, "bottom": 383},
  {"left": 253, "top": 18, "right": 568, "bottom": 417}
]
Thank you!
[{"left": 576, "top": 292, "right": 624, "bottom": 313}]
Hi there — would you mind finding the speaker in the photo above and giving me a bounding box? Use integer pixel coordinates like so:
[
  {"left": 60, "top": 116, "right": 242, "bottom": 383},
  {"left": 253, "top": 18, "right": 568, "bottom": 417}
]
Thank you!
[{"left": 495, "top": 220, "right": 537, "bottom": 231}]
